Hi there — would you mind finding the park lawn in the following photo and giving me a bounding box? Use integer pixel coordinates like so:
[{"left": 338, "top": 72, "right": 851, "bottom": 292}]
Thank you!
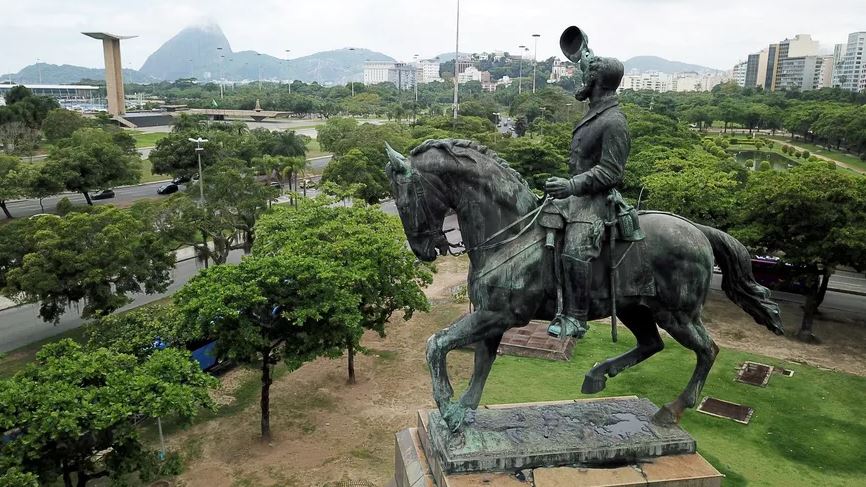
[
  {"left": 140, "top": 158, "right": 170, "bottom": 183},
  {"left": 0, "top": 326, "right": 88, "bottom": 378},
  {"left": 131, "top": 130, "right": 168, "bottom": 148},
  {"left": 478, "top": 328, "right": 866, "bottom": 487},
  {"left": 305, "top": 138, "right": 329, "bottom": 158},
  {"left": 768, "top": 137, "right": 866, "bottom": 173}
]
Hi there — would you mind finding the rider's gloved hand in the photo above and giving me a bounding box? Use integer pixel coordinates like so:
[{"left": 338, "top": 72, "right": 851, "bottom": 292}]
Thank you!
[{"left": 545, "top": 177, "right": 573, "bottom": 199}]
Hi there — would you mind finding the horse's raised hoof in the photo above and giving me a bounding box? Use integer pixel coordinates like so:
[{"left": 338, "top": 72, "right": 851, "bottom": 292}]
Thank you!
[
  {"left": 652, "top": 404, "right": 679, "bottom": 426},
  {"left": 581, "top": 373, "right": 607, "bottom": 394}
]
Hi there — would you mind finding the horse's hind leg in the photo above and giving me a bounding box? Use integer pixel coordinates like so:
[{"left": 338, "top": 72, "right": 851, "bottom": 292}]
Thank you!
[
  {"left": 653, "top": 312, "right": 719, "bottom": 425},
  {"left": 582, "top": 305, "right": 664, "bottom": 394},
  {"left": 459, "top": 333, "right": 504, "bottom": 409}
]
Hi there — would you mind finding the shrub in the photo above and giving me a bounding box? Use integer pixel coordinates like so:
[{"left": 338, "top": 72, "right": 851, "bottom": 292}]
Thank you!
[
  {"left": 802, "top": 150, "right": 811, "bottom": 159},
  {"left": 55, "top": 197, "right": 73, "bottom": 215},
  {"left": 758, "top": 161, "right": 772, "bottom": 172}
]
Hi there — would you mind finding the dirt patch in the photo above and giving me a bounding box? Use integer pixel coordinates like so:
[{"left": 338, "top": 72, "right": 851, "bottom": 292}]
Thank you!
[
  {"left": 703, "top": 290, "right": 866, "bottom": 376},
  {"left": 172, "top": 256, "right": 866, "bottom": 486},
  {"left": 175, "top": 255, "right": 473, "bottom": 487}
]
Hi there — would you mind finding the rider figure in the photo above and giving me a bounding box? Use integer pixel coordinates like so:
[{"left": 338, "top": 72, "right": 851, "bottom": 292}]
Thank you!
[{"left": 544, "top": 56, "right": 628, "bottom": 339}]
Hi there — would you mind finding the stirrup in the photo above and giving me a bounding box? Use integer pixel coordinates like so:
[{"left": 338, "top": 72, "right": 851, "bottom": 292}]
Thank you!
[{"left": 547, "top": 314, "right": 589, "bottom": 339}]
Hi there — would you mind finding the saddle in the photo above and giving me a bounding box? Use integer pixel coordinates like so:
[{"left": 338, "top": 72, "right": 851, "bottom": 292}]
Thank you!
[{"left": 540, "top": 191, "right": 656, "bottom": 299}]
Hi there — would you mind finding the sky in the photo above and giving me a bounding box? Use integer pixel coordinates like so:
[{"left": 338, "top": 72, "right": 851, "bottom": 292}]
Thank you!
[{"left": 1, "top": 0, "right": 865, "bottom": 74}]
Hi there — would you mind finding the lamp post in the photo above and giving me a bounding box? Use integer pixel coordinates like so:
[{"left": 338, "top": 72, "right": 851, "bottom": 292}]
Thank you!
[
  {"left": 532, "top": 33, "right": 540, "bottom": 94},
  {"left": 452, "top": 0, "right": 460, "bottom": 121},
  {"left": 188, "top": 137, "right": 208, "bottom": 204},
  {"left": 285, "top": 49, "right": 291, "bottom": 93},
  {"left": 257, "top": 53, "right": 263, "bottom": 91},
  {"left": 348, "top": 48, "right": 356, "bottom": 96},
  {"left": 217, "top": 47, "right": 224, "bottom": 99},
  {"left": 517, "top": 45, "right": 526, "bottom": 95},
  {"left": 413, "top": 53, "right": 420, "bottom": 124}
]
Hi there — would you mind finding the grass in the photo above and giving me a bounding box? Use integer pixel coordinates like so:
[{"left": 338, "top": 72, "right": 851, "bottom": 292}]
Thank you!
[
  {"left": 476, "top": 327, "right": 866, "bottom": 486},
  {"left": 767, "top": 137, "right": 866, "bottom": 173},
  {"left": 131, "top": 131, "right": 168, "bottom": 148},
  {"left": 0, "top": 326, "right": 88, "bottom": 378},
  {"left": 140, "top": 158, "right": 170, "bottom": 183},
  {"left": 305, "top": 139, "right": 329, "bottom": 159}
]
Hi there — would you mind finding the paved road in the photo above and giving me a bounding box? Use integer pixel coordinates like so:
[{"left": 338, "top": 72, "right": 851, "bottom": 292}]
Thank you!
[{"left": 4, "top": 154, "right": 333, "bottom": 219}]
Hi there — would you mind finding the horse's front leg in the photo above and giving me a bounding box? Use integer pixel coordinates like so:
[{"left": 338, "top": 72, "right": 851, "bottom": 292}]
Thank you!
[
  {"left": 459, "top": 332, "right": 505, "bottom": 410},
  {"left": 426, "top": 310, "right": 509, "bottom": 432}
]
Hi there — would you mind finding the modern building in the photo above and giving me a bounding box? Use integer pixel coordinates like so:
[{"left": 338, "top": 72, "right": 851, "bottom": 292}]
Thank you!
[
  {"left": 0, "top": 83, "right": 100, "bottom": 101},
  {"left": 388, "top": 63, "right": 418, "bottom": 91},
  {"left": 363, "top": 61, "right": 393, "bottom": 85},
  {"left": 744, "top": 53, "right": 761, "bottom": 87},
  {"left": 775, "top": 55, "right": 833, "bottom": 91},
  {"left": 732, "top": 61, "right": 748, "bottom": 87},
  {"left": 457, "top": 66, "right": 491, "bottom": 85},
  {"left": 619, "top": 71, "right": 673, "bottom": 92},
  {"left": 831, "top": 32, "right": 866, "bottom": 92},
  {"left": 417, "top": 59, "right": 442, "bottom": 83}
]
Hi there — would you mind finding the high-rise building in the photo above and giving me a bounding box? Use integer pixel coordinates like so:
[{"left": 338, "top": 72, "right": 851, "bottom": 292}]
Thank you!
[
  {"left": 732, "top": 61, "right": 748, "bottom": 86},
  {"left": 776, "top": 55, "right": 833, "bottom": 91},
  {"left": 388, "top": 63, "right": 417, "bottom": 91},
  {"left": 832, "top": 32, "right": 866, "bottom": 92},
  {"left": 417, "top": 59, "right": 442, "bottom": 83},
  {"left": 763, "top": 44, "right": 780, "bottom": 90},
  {"left": 745, "top": 53, "right": 761, "bottom": 87}
]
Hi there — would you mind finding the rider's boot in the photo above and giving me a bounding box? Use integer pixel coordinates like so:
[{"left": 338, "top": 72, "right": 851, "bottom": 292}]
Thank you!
[{"left": 548, "top": 256, "right": 591, "bottom": 339}]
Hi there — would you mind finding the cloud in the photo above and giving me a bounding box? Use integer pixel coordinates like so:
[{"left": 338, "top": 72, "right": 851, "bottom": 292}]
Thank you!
[{"left": 1, "top": 0, "right": 864, "bottom": 74}]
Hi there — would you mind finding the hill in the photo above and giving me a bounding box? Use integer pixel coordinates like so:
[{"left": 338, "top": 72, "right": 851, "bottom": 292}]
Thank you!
[
  {"left": 3, "top": 23, "right": 394, "bottom": 86},
  {"left": 1, "top": 63, "right": 155, "bottom": 85},
  {"left": 623, "top": 56, "right": 721, "bottom": 74}
]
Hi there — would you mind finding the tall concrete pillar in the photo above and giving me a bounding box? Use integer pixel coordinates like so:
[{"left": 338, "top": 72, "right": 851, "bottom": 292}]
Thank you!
[{"left": 82, "top": 32, "right": 137, "bottom": 116}]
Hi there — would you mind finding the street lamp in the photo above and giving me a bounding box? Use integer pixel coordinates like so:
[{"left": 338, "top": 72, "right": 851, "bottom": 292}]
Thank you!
[
  {"left": 532, "top": 34, "right": 541, "bottom": 94},
  {"left": 217, "top": 47, "right": 224, "bottom": 99},
  {"left": 188, "top": 137, "right": 208, "bottom": 203},
  {"left": 285, "top": 49, "right": 291, "bottom": 93},
  {"left": 517, "top": 45, "right": 526, "bottom": 95},
  {"left": 257, "top": 53, "right": 263, "bottom": 91},
  {"left": 413, "top": 53, "right": 420, "bottom": 124},
  {"left": 453, "top": 0, "right": 461, "bottom": 121},
  {"left": 348, "top": 47, "right": 356, "bottom": 96}
]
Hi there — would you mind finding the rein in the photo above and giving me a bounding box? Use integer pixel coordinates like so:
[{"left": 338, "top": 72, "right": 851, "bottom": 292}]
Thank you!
[{"left": 457, "top": 198, "right": 550, "bottom": 256}]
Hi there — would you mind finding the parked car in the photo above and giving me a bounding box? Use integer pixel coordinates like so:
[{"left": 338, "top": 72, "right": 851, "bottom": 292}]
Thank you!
[
  {"left": 91, "top": 189, "right": 115, "bottom": 200},
  {"left": 157, "top": 183, "right": 179, "bottom": 195},
  {"left": 172, "top": 175, "right": 191, "bottom": 185},
  {"left": 269, "top": 181, "right": 282, "bottom": 189},
  {"left": 751, "top": 256, "right": 810, "bottom": 294}
]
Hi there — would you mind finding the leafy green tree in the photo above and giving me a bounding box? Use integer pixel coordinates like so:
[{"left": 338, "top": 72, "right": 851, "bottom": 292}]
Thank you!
[
  {"left": 734, "top": 162, "right": 866, "bottom": 341},
  {"left": 41, "top": 109, "right": 89, "bottom": 142},
  {"left": 0, "top": 340, "right": 215, "bottom": 487},
  {"left": 643, "top": 159, "right": 741, "bottom": 229},
  {"left": 149, "top": 132, "right": 223, "bottom": 178},
  {"left": 0, "top": 155, "right": 29, "bottom": 218},
  {"left": 0, "top": 122, "right": 40, "bottom": 157},
  {"left": 0, "top": 206, "right": 175, "bottom": 323},
  {"left": 254, "top": 200, "right": 431, "bottom": 383},
  {"left": 45, "top": 128, "right": 141, "bottom": 205},
  {"left": 86, "top": 304, "right": 203, "bottom": 361},
  {"left": 26, "top": 163, "right": 65, "bottom": 212},
  {"left": 497, "top": 137, "right": 567, "bottom": 189},
  {"left": 321, "top": 149, "right": 390, "bottom": 204},
  {"left": 175, "top": 253, "right": 360, "bottom": 440}
]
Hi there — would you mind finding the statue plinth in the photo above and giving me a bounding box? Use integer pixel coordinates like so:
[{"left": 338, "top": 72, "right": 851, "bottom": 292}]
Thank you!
[{"left": 392, "top": 397, "right": 722, "bottom": 487}]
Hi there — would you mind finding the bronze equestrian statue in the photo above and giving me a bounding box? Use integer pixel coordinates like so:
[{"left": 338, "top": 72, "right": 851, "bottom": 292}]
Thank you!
[{"left": 385, "top": 26, "right": 783, "bottom": 434}]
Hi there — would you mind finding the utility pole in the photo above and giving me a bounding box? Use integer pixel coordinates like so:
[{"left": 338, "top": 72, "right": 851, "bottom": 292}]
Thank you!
[
  {"left": 257, "top": 53, "right": 262, "bottom": 91},
  {"left": 452, "top": 0, "right": 460, "bottom": 121},
  {"left": 532, "top": 34, "right": 540, "bottom": 94},
  {"left": 285, "top": 50, "right": 291, "bottom": 93},
  {"left": 348, "top": 48, "right": 356, "bottom": 96},
  {"left": 189, "top": 136, "right": 209, "bottom": 268},
  {"left": 217, "top": 47, "right": 224, "bottom": 99},
  {"left": 517, "top": 45, "right": 526, "bottom": 94},
  {"left": 36, "top": 58, "right": 42, "bottom": 84},
  {"left": 413, "top": 53, "right": 419, "bottom": 124}
]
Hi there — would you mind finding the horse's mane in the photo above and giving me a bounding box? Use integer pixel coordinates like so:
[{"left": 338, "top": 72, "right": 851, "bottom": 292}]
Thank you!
[{"left": 410, "top": 139, "right": 532, "bottom": 191}]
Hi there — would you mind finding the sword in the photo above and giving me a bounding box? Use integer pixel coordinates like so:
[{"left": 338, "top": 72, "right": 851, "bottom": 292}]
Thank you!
[{"left": 607, "top": 193, "right": 618, "bottom": 342}]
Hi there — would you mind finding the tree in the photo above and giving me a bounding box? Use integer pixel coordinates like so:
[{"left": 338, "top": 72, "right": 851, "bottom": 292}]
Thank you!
[
  {"left": 0, "top": 122, "right": 40, "bottom": 157},
  {"left": 41, "top": 109, "right": 88, "bottom": 143},
  {"left": 46, "top": 128, "right": 141, "bottom": 205},
  {"left": 0, "top": 340, "right": 215, "bottom": 487},
  {"left": 175, "top": 253, "right": 360, "bottom": 440},
  {"left": 254, "top": 201, "right": 431, "bottom": 383},
  {"left": 86, "top": 304, "right": 203, "bottom": 361},
  {"left": 26, "top": 163, "right": 65, "bottom": 212},
  {"left": 320, "top": 149, "right": 391, "bottom": 204},
  {"left": 0, "top": 206, "right": 176, "bottom": 323},
  {"left": 149, "top": 131, "right": 223, "bottom": 178},
  {"left": 734, "top": 162, "right": 866, "bottom": 341},
  {"left": 0, "top": 155, "right": 29, "bottom": 218},
  {"left": 497, "top": 137, "right": 567, "bottom": 189}
]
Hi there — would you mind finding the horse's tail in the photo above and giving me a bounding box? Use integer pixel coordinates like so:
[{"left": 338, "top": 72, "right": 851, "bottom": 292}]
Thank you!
[{"left": 694, "top": 223, "right": 785, "bottom": 336}]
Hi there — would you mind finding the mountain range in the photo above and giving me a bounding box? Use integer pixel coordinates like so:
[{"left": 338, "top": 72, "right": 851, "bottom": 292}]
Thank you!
[{"left": 1, "top": 24, "right": 721, "bottom": 85}]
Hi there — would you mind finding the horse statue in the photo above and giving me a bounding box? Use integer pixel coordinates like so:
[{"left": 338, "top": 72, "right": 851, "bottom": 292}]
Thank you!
[{"left": 385, "top": 138, "right": 784, "bottom": 434}]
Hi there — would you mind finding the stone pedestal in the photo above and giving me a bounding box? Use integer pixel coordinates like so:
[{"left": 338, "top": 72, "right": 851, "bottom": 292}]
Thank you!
[{"left": 393, "top": 397, "right": 723, "bottom": 487}]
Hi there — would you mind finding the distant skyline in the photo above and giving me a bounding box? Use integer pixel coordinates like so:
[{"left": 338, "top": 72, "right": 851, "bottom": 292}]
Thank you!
[{"left": 1, "top": 0, "right": 864, "bottom": 75}]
